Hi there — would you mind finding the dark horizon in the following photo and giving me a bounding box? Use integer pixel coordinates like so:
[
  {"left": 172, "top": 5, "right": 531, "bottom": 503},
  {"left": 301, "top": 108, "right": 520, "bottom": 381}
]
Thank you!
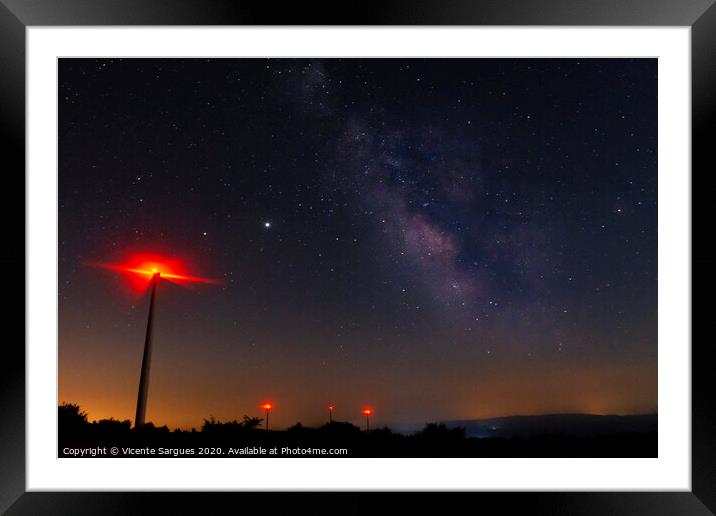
[
  {"left": 58, "top": 399, "right": 658, "bottom": 433},
  {"left": 58, "top": 401, "right": 658, "bottom": 458},
  {"left": 59, "top": 58, "right": 657, "bottom": 431}
]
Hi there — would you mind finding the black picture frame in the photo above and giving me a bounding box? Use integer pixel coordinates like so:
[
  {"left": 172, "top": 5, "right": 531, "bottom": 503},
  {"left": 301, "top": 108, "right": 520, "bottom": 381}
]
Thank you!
[{"left": 1, "top": 1, "right": 707, "bottom": 513}]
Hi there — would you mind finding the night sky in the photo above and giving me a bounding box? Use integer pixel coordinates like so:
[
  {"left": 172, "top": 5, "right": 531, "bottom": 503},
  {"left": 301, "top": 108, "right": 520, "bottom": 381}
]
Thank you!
[{"left": 58, "top": 58, "right": 657, "bottom": 431}]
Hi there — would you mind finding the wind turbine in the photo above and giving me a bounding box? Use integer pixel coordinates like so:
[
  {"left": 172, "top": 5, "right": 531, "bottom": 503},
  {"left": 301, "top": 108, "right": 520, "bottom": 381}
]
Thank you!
[
  {"left": 90, "top": 257, "right": 219, "bottom": 427},
  {"left": 362, "top": 408, "right": 373, "bottom": 432},
  {"left": 262, "top": 403, "right": 273, "bottom": 431}
]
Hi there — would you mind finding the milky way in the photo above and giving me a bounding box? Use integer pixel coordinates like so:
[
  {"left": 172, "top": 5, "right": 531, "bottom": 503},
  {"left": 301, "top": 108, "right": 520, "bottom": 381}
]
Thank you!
[{"left": 58, "top": 58, "right": 657, "bottom": 429}]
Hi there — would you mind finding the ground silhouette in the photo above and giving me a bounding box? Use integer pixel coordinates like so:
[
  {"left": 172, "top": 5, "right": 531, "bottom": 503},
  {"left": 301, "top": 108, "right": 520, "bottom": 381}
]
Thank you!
[{"left": 58, "top": 402, "right": 657, "bottom": 458}]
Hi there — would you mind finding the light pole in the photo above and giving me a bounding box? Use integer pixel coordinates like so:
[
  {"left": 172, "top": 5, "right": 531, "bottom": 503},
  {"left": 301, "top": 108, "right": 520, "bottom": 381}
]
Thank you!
[
  {"left": 362, "top": 408, "right": 373, "bottom": 432},
  {"left": 328, "top": 405, "right": 334, "bottom": 423},
  {"left": 262, "top": 403, "right": 273, "bottom": 431}
]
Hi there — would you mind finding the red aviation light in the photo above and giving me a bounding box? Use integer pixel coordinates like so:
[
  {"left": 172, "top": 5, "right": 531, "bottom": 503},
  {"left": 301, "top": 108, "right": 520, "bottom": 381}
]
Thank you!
[{"left": 88, "top": 254, "right": 220, "bottom": 292}]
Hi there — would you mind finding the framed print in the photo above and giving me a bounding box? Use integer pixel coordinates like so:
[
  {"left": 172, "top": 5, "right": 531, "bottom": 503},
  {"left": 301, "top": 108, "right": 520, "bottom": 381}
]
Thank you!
[{"left": 1, "top": 0, "right": 709, "bottom": 513}]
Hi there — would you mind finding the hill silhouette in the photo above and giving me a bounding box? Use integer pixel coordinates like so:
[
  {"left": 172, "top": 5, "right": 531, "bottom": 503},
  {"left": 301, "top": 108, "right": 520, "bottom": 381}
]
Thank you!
[
  {"left": 58, "top": 403, "right": 657, "bottom": 458},
  {"left": 439, "top": 413, "right": 657, "bottom": 439}
]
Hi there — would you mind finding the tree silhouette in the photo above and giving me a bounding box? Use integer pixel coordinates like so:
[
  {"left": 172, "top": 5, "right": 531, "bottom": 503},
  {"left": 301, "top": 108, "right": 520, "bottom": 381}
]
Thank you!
[
  {"left": 58, "top": 402, "right": 89, "bottom": 435},
  {"left": 242, "top": 415, "right": 263, "bottom": 429},
  {"left": 59, "top": 402, "right": 87, "bottom": 422}
]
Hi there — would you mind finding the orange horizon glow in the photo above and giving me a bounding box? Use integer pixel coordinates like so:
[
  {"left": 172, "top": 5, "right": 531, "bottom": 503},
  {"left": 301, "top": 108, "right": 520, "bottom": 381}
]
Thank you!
[{"left": 58, "top": 357, "right": 657, "bottom": 431}]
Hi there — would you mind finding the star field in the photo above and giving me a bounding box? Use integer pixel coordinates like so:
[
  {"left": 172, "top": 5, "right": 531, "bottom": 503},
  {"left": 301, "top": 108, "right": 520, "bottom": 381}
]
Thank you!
[{"left": 58, "top": 58, "right": 657, "bottom": 430}]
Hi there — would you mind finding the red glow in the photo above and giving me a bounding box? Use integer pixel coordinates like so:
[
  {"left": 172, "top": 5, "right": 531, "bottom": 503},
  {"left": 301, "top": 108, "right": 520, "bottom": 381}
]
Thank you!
[
  {"left": 262, "top": 403, "right": 273, "bottom": 411},
  {"left": 88, "top": 254, "right": 221, "bottom": 292},
  {"left": 362, "top": 408, "right": 373, "bottom": 416},
  {"left": 328, "top": 405, "right": 334, "bottom": 411}
]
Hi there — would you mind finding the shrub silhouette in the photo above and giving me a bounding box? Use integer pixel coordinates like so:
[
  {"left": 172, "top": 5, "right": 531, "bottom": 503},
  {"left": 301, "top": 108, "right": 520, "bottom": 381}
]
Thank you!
[
  {"left": 319, "top": 421, "right": 361, "bottom": 435},
  {"left": 93, "top": 418, "right": 131, "bottom": 436},
  {"left": 242, "top": 415, "right": 263, "bottom": 429},
  {"left": 59, "top": 402, "right": 88, "bottom": 422},
  {"left": 201, "top": 415, "right": 263, "bottom": 433},
  {"left": 58, "top": 402, "right": 89, "bottom": 436},
  {"left": 133, "top": 422, "right": 170, "bottom": 437},
  {"left": 419, "top": 422, "right": 466, "bottom": 440}
]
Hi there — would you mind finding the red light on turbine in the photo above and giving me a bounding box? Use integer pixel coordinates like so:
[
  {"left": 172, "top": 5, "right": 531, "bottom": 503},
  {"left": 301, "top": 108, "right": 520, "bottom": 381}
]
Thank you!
[
  {"left": 88, "top": 254, "right": 221, "bottom": 293},
  {"left": 261, "top": 402, "right": 273, "bottom": 431},
  {"left": 328, "top": 405, "right": 334, "bottom": 411},
  {"left": 362, "top": 408, "right": 373, "bottom": 416}
]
